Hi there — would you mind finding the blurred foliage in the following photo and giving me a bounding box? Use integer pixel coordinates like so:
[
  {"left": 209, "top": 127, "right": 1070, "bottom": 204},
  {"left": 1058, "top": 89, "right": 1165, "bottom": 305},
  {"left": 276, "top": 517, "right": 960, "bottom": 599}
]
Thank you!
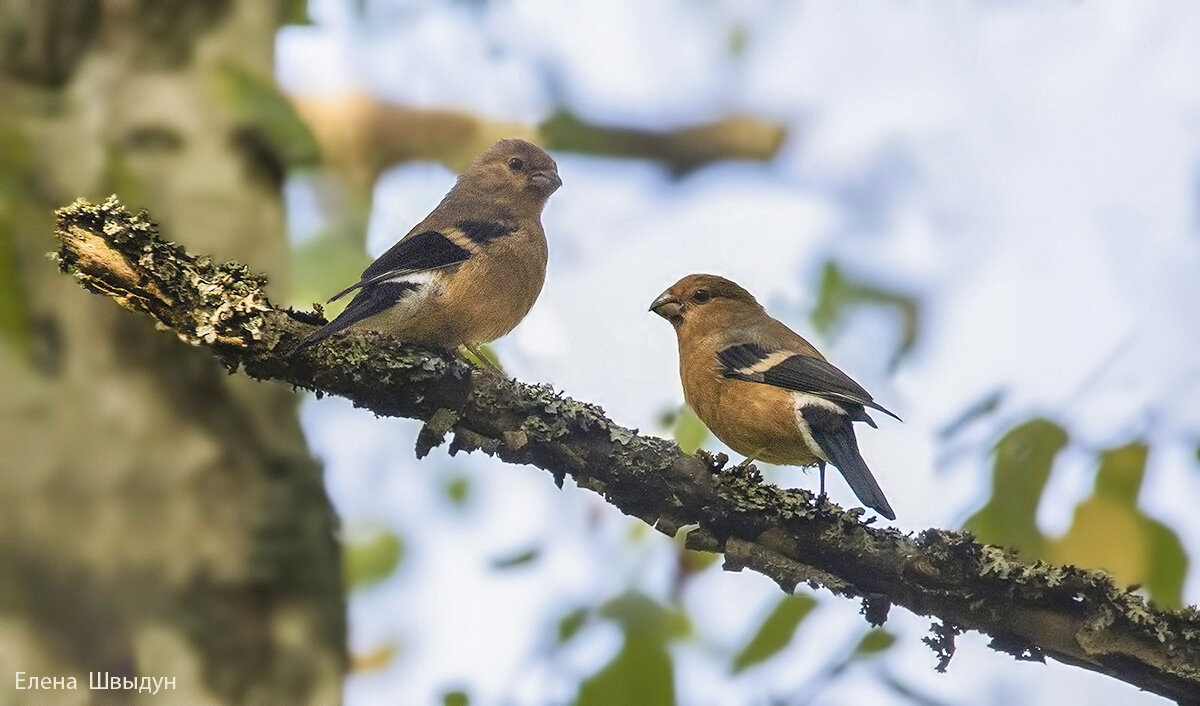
[
  {"left": 281, "top": 0, "right": 310, "bottom": 25},
  {"left": 349, "top": 643, "right": 399, "bottom": 673},
  {"left": 726, "top": 25, "right": 749, "bottom": 57},
  {"left": 557, "top": 607, "right": 590, "bottom": 644},
  {"left": 290, "top": 228, "right": 371, "bottom": 309},
  {"left": 966, "top": 418, "right": 1066, "bottom": 556},
  {"left": 658, "top": 405, "right": 710, "bottom": 455},
  {"left": 811, "top": 261, "right": 919, "bottom": 370},
  {"left": 444, "top": 474, "right": 472, "bottom": 507},
  {"left": 731, "top": 594, "right": 817, "bottom": 673},
  {"left": 967, "top": 421, "right": 1187, "bottom": 606},
  {"left": 0, "top": 221, "right": 28, "bottom": 355},
  {"left": 678, "top": 547, "right": 720, "bottom": 576},
  {"left": 216, "top": 62, "right": 320, "bottom": 169},
  {"left": 491, "top": 546, "right": 540, "bottom": 570},
  {"left": 853, "top": 629, "right": 897, "bottom": 657},
  {"left": 343, "top": 529, "right": 405, "bottom": 590},
  {"left": 577, "top": 592, "right": 686, "bottom": 706},
  {"left": 460, "top": 343, "right": 503, "bottom": 374},
  {"left": 938, "top": 389, "right": 1005, "bottom": 440},
  {"left": 1048, "top": 443, "right": 1187, "bottom": 606},
  {"left": 442, "top": 691, "right": 470, "bottom": 706},
  {"left": 0, "top": 119, "right": 33, "bottom": 356}
]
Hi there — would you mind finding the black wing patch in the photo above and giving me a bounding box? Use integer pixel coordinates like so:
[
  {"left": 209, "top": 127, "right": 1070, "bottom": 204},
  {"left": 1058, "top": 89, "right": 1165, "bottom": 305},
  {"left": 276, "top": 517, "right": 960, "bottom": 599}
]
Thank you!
[
  {"left": 801, "top": 406, "right": 895, "bottom": 520},
  {"left": 717, "top": 342, "right": 771, "bottom": 370},
  {"left": 327, "top": 230, "right": 470, "bottom": 303},
  {"left": 288, "top": 281, "right": 419, "bottom": 355},
  {"left": 718, "top": 343, "right": 901, "bottom": 423},
  {"left": 457, "top": 219, "right": 516, "bottom": 245},
  {"left": 360, "top": 229, "right": 470, "bottom": 283}
]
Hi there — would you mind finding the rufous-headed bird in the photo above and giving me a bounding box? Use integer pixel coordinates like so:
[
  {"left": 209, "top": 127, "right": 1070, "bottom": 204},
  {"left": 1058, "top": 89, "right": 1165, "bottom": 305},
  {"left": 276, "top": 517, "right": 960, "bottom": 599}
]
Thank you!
[
  {"left": 651, "top": 274, "right": 899, "bottom": 520},
  {"left": 290, "top": 138, "right": 562, "bottom": 367}
]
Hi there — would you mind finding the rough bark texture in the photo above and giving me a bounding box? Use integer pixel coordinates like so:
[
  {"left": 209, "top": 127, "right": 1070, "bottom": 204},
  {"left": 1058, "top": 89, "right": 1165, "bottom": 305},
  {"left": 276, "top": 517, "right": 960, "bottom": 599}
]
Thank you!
[
  {"left": 0, "top": 3, "right": 343, "bottom": 704},
  {"left": 55, "top": 197, "right": 1200, "bottom": 705}
]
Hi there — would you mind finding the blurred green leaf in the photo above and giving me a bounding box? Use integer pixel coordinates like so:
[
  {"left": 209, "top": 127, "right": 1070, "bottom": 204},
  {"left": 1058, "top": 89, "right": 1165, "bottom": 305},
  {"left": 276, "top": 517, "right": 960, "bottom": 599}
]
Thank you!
[
  {"left": 444, "top": 475, "right": 471, "bottom": 507},
  {"left": 680, "top": 548, "right": 720, "bottom": 575},
  {"left": 672, "top": 406, "right": 709, "bottom": 454},
  {"left": 577, "top": 633, "right": 673, "bottom": 706},
  {"left": 349, "top": 643, "right": 399, "bottom": 672},
  {"left": 442, "top": 691, "right": 469, "bottom": 706},
  {"left": 1143, "top": 518, "right": 1188, "bottom": 607},
  {"left": 853, "top": 629, "right": 897, "bottom": 657},
  {"left": 1049, "top": 442, "right": 1188, "bottom": 607},
  {"left": 0, "top": 120, "right": 33, "bottom": 356},
  {"left": 280, "top": 0, "right": 310, "bottom": 24},
  {"left": 965, "top": 418, "right": 1068, "bottom": 554},
  {"left": 343, "top": 530, "right": 404, "bottom": 590},
  {"left": 557, "top": 608, "right": 590, "bottom": 644},
  {"left": 461, "top": 343, "right": 503, "bottom": 373},
  {"left": 731, "top": 594, "right": 817, "bottom": 673},
  {"left": 727, "top": 25, "right": 749, "bottom": 57},
  {"left": 579, "top": 592, "right": 683, "bottom": 706},
  {"left": 604, "top": 590, "right": 691, "bottom": 638},
  {"left": 0, "top": 222, "right": 30, "bottom": 354},
  {"left": 290, "top": 230, "right": 369, "bottom": 309},
  {"left": 491, "top": 546, "right": 540, "bottom": 570},
  {"left": 938, "top": 389, "right": 1004, "bottom": 440},
  {"left": 215, "top": 62, "right": 320, "bottom": 168},
  {"left": 601, "top": 592, "right": 690, "bottom": 641},
  {"left": 810, "top": 261, "right": 920, "bottom": 370}
]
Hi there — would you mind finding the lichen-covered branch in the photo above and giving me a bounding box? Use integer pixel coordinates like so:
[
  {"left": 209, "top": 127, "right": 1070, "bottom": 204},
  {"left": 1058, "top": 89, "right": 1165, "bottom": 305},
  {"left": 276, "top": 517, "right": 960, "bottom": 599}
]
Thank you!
[{"left": 55, "top": 197, "right": 1200, "bottom": 704}]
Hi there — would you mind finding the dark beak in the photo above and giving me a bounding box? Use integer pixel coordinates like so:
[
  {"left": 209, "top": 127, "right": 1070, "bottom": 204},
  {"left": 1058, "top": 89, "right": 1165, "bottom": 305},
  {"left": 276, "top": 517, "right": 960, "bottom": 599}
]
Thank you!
[
  {"left": 531, "top": 170, "right": 563, "bottom": 193},
  {"left": 649, "top": 291, "right": 683, "bottom": 321}
]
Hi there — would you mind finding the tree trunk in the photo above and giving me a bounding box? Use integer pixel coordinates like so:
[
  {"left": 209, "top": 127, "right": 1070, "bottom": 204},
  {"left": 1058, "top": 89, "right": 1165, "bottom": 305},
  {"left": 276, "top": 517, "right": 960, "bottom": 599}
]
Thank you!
[{"left": 0, "top": 1, "right": 344, "bottom": 703}]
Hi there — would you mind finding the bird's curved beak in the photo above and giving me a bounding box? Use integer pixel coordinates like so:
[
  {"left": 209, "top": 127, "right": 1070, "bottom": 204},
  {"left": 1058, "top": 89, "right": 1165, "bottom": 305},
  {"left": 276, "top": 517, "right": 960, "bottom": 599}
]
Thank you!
[
  {"left": 649, "top": 291, "right": 683, "bottom": 321},
  {"left": 531, "top": 170, "right": 563, "bottom": 193}
]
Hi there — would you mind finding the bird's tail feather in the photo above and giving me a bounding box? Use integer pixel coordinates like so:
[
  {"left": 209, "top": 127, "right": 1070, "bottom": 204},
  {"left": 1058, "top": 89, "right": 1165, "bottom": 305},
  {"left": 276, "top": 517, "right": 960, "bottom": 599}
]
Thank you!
[
  {"left": 285, "top": 315, "right": 356, "bottom": 357},
  {"left": 811, "top": 426, "right": 895, "bottom": 520}
]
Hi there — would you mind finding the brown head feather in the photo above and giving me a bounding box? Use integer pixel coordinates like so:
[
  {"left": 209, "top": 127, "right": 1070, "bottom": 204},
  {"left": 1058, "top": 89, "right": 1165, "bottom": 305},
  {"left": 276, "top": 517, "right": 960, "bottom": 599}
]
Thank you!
[{"left": 447, "top": 138, "right": 561, "bottom": 214}]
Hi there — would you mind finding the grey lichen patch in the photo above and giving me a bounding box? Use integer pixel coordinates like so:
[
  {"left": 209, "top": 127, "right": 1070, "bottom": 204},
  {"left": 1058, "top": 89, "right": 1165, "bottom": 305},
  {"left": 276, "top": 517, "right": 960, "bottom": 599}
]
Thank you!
[
  {"left": 608, "top": 426, "right": 635, "bottom": 445},
  {"left": 56, "top": 197, "right": 271, "bottom": 346},
  {"left": 709, "top": 463, "right": 820, "bottom": 522}
]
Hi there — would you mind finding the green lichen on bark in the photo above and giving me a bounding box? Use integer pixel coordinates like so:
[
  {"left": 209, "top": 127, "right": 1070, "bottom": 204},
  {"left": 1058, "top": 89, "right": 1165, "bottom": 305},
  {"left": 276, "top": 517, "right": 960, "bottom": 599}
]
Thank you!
[
  {"left": 55, "top": 196, "right": 1200, "bottom": 704},
  {"left": 55, "top": 196, "right": 273, "bottom": 347}
]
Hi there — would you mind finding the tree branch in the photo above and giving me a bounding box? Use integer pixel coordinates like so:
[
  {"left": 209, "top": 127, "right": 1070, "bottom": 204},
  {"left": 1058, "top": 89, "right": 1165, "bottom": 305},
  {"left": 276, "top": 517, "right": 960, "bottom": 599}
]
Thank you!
[{"left": 55, "top": 196, "right": 1200, "bottom": 704}]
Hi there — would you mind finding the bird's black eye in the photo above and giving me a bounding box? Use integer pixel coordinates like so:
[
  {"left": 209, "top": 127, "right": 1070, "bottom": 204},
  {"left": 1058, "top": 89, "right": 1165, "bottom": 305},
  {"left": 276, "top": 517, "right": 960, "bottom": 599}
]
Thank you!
[
  {"left": 508, "top": 157, "right": 525, "bottom": 171},
  {"left": 692, "top": 289, "right": 711, "bottom": 304}
]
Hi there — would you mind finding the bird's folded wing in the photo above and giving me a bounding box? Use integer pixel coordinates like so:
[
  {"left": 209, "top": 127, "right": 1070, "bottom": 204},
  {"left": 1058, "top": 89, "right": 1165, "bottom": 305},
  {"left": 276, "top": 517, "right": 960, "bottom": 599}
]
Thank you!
[
  {"left": 718, "top": 343, "right": 901, "bottom": 421},
  {"left": 329, "top": 220, "right": 517, "bottom": 302}
]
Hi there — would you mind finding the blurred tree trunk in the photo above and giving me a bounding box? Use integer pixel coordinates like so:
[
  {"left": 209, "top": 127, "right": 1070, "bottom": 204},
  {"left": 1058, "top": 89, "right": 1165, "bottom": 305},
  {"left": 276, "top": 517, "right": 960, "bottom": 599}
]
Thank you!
[{"left": 0, "top": 1, "right": 344, "bottom": 704}]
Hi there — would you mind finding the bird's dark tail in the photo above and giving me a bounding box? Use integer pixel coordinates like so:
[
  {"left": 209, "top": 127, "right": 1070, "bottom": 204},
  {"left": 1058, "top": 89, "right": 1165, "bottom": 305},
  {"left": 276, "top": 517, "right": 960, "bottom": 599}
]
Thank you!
[
  {"left": 807, "top": 417, "right": 895, "bottom": 520},
  {"left": 285, "top": 280, "right": 421, "bottom": 357},
  {"left": 285, "top": 317, "right": 353, "bottom": 358}
]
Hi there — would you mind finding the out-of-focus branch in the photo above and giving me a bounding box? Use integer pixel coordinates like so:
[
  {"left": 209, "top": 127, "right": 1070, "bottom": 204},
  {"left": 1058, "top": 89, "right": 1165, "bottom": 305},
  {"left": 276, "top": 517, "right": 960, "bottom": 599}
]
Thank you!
[
  {"left": 55, "top": 197, "right": 1200, "bottom": 704},
  {"left": 290, "top": 93, "right": 786, "bottom": 183}
]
